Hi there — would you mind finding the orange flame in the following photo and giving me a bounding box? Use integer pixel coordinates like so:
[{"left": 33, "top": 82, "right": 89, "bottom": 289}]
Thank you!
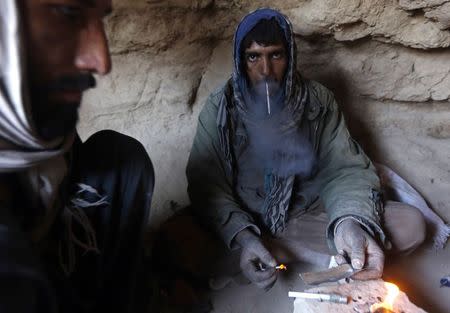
[
  {"left": 276, "top": 264, "right": 287, "bottom": 271},
  {"left": 370, "top": 282, "right": 399, "bottom": 312}
]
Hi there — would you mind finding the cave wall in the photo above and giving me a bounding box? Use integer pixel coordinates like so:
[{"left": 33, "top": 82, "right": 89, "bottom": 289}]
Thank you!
[{"left": 79, "top": 0, "right": 450, "bottom": 228}]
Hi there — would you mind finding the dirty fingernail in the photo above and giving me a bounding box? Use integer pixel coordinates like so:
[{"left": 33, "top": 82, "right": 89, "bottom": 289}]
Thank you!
[
  {"left": 352, "top": 259, "right": 363, "bottom": 269},
  {"left": 335, "top": 255, "right": 345, "bottom": 264}
]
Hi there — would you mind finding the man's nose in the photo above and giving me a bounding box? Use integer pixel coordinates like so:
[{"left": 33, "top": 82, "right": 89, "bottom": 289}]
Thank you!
[
  {"left": 261, "top": 57, "right": 272, "bottom": 77},
  {"left": 75, "top": 20, "right": 112, "bottom": 75}
]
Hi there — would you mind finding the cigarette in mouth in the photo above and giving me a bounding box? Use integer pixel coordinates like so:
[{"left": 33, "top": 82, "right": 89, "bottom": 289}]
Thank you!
[
  {"left": 265, "top": 81, "right": 271, "bottom": 115},
  {"left": 288, "top": 291, "right": 348, "bottom": 304}
]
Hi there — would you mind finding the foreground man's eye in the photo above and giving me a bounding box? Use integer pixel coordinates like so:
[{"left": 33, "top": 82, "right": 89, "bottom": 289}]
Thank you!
[{"left": 50, "top": 4, "right": 83, "bottom": 21}]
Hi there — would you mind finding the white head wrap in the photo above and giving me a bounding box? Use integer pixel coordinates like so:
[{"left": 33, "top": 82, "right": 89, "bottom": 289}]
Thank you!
[{"left": 0, "top": 1, "right": 74, "bottom": 222}]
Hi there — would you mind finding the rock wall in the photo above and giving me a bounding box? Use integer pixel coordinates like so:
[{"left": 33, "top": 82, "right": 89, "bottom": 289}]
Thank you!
[{"left": 79, "top": 0, "right": 450, "bottom": 228}]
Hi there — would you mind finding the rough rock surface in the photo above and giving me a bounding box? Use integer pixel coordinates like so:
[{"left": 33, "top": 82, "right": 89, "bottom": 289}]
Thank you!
[
  {"left": 79, "top": 0, "right": 450, "bottom": 228},
  {"left": 293, "top": 280, "right": 427, "bottom": 313},
  {"left": 399, "top": 0, "right": 450, "bottom": 30}
]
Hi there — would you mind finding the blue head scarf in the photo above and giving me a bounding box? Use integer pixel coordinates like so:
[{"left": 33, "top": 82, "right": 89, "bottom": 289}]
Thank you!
[{"left": 232, "top": 8, "right": 299, "bottom": 108}]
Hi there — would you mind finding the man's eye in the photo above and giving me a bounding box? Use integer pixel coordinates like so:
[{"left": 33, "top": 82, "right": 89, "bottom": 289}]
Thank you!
[
  {"left": 272, "top": 52, "right": 283, "bottom": 59},
  {"left": 247, "top": 54, "right": 258, "bottom": 62},
  {"left": 51, "top": 5, "right": 83, "bottom": 20}
]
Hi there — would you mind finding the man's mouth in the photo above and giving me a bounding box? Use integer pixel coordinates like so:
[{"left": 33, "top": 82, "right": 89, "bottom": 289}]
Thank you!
[
  {"left": 252, "top": 78, "right": 280, "bottom": 96},
  {"left": 37, "top": 73, "right": 97, "bottom": 104}
]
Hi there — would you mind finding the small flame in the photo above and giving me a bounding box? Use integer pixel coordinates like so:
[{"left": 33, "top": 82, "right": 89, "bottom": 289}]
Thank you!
[
  {"left": 276, "top": 264, "right": 287, "bottom": 271},
  {"left": 370, "top": 282, "right": 399, "bottom": 312}
]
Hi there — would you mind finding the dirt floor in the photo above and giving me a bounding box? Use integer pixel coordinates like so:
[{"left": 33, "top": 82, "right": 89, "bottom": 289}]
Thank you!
[
  {"left": 153, "top": 213, "right": 450, "bottom": 313},
  {"left": 207, "top": 262, "right": 319, "bottom": 313},
  {"left": 202, "top": 244, "right": 450, "bottom": 313},
  {"left": 383, "top": 245, "right": 450, "bottom": 313}
]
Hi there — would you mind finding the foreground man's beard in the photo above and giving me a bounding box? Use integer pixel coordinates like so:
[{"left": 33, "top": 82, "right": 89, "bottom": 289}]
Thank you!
[
  {"left": 29, "top": 74, "right": 96, "bottom": 140},
  {"left": 30, "top": 95, "right": 80, "bottom": 140}
]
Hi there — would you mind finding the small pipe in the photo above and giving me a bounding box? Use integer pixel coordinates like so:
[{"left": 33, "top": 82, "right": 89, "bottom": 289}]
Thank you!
[
  {"left": 265, "top": 81, "right": 271, "bottom": 115},
  {"left": 288, "top": 291, "right": 348, "bottom": 304}
]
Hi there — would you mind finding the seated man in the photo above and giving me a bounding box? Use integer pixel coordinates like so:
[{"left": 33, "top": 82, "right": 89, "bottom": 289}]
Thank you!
[
  {"left": 0, "top": 1, "right": 154, "bottom": 312},
  {"left": 186, "top": 8, "right": 426, "bottom": 289}
]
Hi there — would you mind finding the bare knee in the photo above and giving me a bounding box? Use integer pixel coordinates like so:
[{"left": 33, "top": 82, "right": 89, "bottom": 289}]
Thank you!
[
  {"left": 383, "top": 201, "right": 426, "bottom": 254},
  {"left": 403, "top": 206, "right": 427, "bottom": 251}
]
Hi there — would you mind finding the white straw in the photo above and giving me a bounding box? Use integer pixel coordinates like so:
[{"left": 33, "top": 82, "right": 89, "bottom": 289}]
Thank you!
[
  {"left": 288, "top": 292, "right": 348, "bottom": 304},
  {"left": 265, "top": 81, "right": 271, "bottom": 115}
]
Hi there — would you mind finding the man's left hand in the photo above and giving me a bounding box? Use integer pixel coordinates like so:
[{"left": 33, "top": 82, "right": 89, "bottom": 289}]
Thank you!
[{"left": 334, "top": 219, "right": 384, "bottom": 280}]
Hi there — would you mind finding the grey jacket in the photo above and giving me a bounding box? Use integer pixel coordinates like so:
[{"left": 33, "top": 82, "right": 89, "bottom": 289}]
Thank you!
[{"left": 186, "top": 79, "right": 385, "bottom": 250}]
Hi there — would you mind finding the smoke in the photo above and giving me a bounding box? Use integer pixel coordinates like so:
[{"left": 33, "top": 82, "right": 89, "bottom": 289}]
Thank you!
[
  {"left": 244, "top": 79, "right": 316, "bottom": 180},
  {"left": 246, "top": 78, "right": 283, "bottom": 118}
]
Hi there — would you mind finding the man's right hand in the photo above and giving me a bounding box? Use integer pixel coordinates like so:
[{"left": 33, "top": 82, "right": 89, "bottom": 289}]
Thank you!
[
  {"left": 235, "top": 229, "right": 277, "bottom": 289},
  {"left": 334, "top": 219, "right": 384, "bottom": 280}
]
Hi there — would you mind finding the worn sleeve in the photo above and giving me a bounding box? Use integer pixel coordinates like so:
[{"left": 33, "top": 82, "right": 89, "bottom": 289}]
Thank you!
[
  {"left": 310, "top": 83, "right": 385, "bottom": 251},
  {"left": 186, "top": 91, "right": 260, "bottom": 248}
]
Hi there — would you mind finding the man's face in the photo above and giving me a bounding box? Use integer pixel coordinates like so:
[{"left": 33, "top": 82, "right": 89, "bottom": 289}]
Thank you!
[
  {"left": 244, "top": 42, "right": 287, "bottom": 89},
  {"left": 23, "top": 0, "right": 112, "bottom": 140}
]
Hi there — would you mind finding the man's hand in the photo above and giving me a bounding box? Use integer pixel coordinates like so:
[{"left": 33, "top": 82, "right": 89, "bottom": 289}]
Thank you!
[
  {"left": 333, "top": 219, "right": 384, "bottom": 280},
  {"left": 235, "top": 229, "right": 277, "bottom": 289}
]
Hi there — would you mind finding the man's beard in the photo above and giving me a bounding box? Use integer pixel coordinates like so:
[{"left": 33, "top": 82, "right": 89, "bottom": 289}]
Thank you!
[
  {"left": 29, "top": 74, "right": 96, "bottom": 140},
  {"left": 247, "top": 78, "right": 284, "bottom": 118},
  {"left": 250, "top": 78, "right": 281, "bottom": 97}
]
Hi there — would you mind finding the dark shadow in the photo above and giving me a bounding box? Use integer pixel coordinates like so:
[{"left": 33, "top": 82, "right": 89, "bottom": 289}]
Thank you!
[
  {"left": 383, "top": 244, "right": 450, "bottom": 313},
  {"left": 297, "top": 36, "right": 382, "bottom": 163}
]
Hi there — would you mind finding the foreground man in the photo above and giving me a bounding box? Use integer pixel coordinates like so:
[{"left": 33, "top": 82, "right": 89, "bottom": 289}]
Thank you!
[
  {"left": 0, "top": 1, "right": 154, "bottom": 312},
  {"left": 186, "top": 8, "right": 426, "bottom": 289}
]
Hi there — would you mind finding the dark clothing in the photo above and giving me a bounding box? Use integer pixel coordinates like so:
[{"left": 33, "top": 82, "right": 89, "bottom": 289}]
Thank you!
[
  {"left": 0, "top": 130, "right": 154, "bottom": 313},
  {"left": 0, "top": 204, "right": 56, "bottom": 313}
]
